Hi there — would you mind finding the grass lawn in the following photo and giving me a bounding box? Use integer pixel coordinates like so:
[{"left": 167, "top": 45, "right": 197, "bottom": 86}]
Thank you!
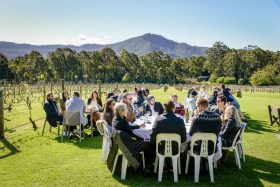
[{"left": 1, "top": 87, "right": 280, "bottom": 186}]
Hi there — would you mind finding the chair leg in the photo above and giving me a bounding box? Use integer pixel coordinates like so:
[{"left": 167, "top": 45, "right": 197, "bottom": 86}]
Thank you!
[
  {"left": 194, "top": 156, "right": 201, "bottom": 183},
  {"left": 141, "top": 152, "right": 145, "bottom": 169},
  {"left": 177, "top": 156, "right": 181, "bottom": 175},
  {"left": 242, "top": 144, "right": 246, "bottom": 162},
  {"left": 61, "top": 125, "right": 64, "bottom": 142},
  {"left": 57, "top": 123, "right": 60, "bottom": 136},
  {"left": 121, "top": 155, "right": 128, "bottom": 180},
  {"left": 101, "top": 136, "right": 106, "bottom": 163},
  {"left": 80, "top": 124, "right": 82, "bottom": 142},
  {"left": 208, "top": 156, "right": 214, "bottom": 183},
  {"left": 185, "top": 154, "right": 190, "bottom": 174},
  {"left": 154, "top": 156, "right": 158, "bottom": 174},
  {"left": 234, "top": 148, "right": 241, "bottom": 169},
  {"left": 158, "top": 156, "right": 165, "bottom": 182},
  {"left": 112, "top": 154, "right": 119, "bottom": 175},
  {"left": 172, "top": 157, "right": 178, "bottom": 182},
  {"left": 42, "top": 119, "right": 47, "bottom": 136}
]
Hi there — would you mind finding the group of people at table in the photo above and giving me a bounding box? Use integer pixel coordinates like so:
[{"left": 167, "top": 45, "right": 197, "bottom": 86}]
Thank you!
[{"left": 44, "top": 84, "right": 245, "bottom": 177}]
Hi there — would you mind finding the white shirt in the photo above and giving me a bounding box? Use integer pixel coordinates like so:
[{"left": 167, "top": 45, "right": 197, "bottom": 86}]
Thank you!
[{"left": 66, "top": 96, "right": 88, "bottom": 125}]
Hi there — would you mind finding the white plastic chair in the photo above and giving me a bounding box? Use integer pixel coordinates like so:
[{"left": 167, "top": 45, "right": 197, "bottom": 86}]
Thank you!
[
  {"left": 185, "top": 133, "right": 217, "bottom": 183},
  {"left": 154, "top": 133, "right": 181, "bottom": 183},
  {"left": 61, "top": 111, "right": 82, "bottom": 142},
  {"left": 111, "top": 149, "right": 145, "bottom": 180},
  {"left": 96, "top": 120, "right": 113, "bottom": 163},
  {"left": 221, "top": 128, "right": 242, "bottom": 169},
  {"left": 237, "top": 122, "right": 247, "bottom": 162}
]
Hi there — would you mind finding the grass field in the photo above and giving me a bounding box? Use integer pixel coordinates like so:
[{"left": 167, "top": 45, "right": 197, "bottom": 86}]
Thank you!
[{"left": 1, "top": 87, "right": 280, "bottom": 186}]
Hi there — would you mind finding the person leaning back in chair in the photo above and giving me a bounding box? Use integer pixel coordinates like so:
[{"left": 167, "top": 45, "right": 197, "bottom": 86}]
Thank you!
[{"left": 43, "top": 92, "right": 63, "bottom": 127}]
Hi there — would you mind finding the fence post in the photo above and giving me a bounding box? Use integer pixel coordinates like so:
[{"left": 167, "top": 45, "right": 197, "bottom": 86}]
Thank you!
[
  {"left": 0, "top": 88, "right": 4, "bottom": 139},
  {"left": 61, "top": 79, "right": 65, "bottom": 92}
]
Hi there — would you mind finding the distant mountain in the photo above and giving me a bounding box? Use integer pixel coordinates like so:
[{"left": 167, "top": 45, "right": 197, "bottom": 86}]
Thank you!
[{"left": 0, "top": 33, "right": 208, "bottom": 58}]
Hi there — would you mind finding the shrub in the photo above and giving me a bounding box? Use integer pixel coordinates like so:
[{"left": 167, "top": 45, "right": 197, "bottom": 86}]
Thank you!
[
  {"left": 208, "top": 74, "right": 218, "bottom": 83},
  {"left": 224, "top": 77, "right": 236, "bottom": 84},
  {"left": 216, "top": 77, "right": 225, "bottom": 84},
  {"left": 238, "top": 78, "right": 246, "bottom": 85}
]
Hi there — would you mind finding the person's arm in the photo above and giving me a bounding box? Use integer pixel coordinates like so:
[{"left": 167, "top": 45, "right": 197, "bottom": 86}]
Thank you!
[
  {"left": 150, "top": 118, "right": 158, "bottom": 144},
  {"left": 119, "top": 119, "right": 143, "bottom": 140},
  {"left": 219, "top": 120, "right": 234, "bottom": 139},
  {"left": 87, "top": 98, "right": 91, "bottom": 105},
  {"left": 44, "top": 103, "right": 57, "bottom": 117}
]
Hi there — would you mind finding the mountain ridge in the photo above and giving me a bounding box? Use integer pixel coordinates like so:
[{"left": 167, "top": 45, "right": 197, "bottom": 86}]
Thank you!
[{"left": 0, "top": 33, "right": 208, "bottom": 58}]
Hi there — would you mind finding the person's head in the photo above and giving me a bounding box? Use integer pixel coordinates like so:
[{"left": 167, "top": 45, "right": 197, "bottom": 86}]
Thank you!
[
  {"left": 212, "top": 90, "right": 218, "bottom": 98},
  {"left": 147, "top": 95, "right": 155, "bottom": 105},
  {"left": 91, "top": 91, "right": 99, "bottom": 100},
  {"left": 47, "top": 92, "right": 54, "bottom": 101},
  {"left": 137, "top": 90, "right": 143, "bottom": 97},
  {"left": 62, "top": 91, "right": 69, "bottom": 102},
  {"left": 122, "top": 89, "right": 127, "bottom": 94},
  {"left": 190, "top": 90, "right": 198, "bottom": 98},
  {"left": 73, "top": 91, "right": 80, "bottom": 97},
  {"left": 114, "top": 102, "right": 128, "bottom": 119},
  {"left": 123, "top": 93, "right": 132, "bottom": 105},
  {"left": 224, "top": 105, "right": 241, "bottom": 125},
  {"left": 216, "top": 95, "right": 227, "bottom": 110},
  {"left": 200, "top": 86, "right": 206, "bottom": 91},
  {"left": 163, "top": 100, "right": 175, "bottom": 113},
  {"left": 144, "top": 88, "right": 150, "bottom": 97},
  {"left": 134, "top": 87, "right": 138, "bottom": 93},
  {"left": 171, "top": 94, "right": 178, "bottom": 102},
  {"left": 220, "top": 84, "right": 226, "bottom": 90},
  {"left": 104, "top": 98, "right": 115, "bottom": 113},
  {"left": 107, "top": 92, "right": 114, "bottom": 100},
  {"left": 196, "top": 98, "right": 209, "bottom": 113}
]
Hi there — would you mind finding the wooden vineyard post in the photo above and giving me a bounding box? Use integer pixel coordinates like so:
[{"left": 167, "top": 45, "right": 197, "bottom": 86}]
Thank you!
[
  {"left": 0, "top": 88, "right": 4, "bottom": 139},
  {"left": 61, "top": 79, "right": 65, "bottom": 92}
]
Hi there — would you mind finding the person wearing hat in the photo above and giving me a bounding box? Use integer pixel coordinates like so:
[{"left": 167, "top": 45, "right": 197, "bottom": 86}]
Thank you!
[{"left": 144, "top": 95, "right": 164, "bottom": 116}]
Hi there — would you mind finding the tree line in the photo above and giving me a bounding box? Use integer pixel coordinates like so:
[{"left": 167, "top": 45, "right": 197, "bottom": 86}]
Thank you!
[{"left": 0, "top": 41, "right": 279, "bottom": 85}]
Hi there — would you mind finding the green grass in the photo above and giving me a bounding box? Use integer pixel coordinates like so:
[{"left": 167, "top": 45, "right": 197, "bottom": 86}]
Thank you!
[{"left": 1, "top": 87, "right": 280, "bottom": 186}]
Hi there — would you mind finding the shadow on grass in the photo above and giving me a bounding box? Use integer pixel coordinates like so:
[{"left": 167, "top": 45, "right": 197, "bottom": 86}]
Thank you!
[
  {"left": 0, "top": 138, "right": 21, "bottom": 159},
  {"left": 111, "top": 154, "right": 280, "bottom": 186},
  {"left": 53, "top": 132, "right": 103, "bottom": 150},
  {"left": 243, "top": 112, "right": 275, "bottom": 134}
]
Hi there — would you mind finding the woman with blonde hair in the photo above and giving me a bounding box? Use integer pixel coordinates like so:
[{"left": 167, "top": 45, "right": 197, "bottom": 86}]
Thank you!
[{"left": 219, "top": 105, "right": 241, "bottom": 163}]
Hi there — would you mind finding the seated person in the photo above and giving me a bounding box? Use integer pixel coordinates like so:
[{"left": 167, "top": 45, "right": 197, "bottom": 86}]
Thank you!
[
  {"left": 220, "top": 105, "right": 241, "bottom": 147},
  {"left": 198, "top": 85, "right": 208, "bottom": 98},
  {"left": 145, "top": 96, "right": 164, "bottom": 116},
  {"left": 208, "top": 89, "right": 218, "bottom": 107},
  {"left": 134, "top": 90, "right": 145, "bottom": 109},
  {"left": 213, "top": 95, "right": 227, "bottom": 118},
  {"left": 184, "top": 90, "right": 198, "bottom": 121},
  {"left": 189, "top": 98, "right": 222, "bottom": 154},
  {"left": 171, "top": 94, "right": 185, "bottom": 117},
  {"left": 44, "top": 92, "right": 63, "bottom": 127},
  {"left": 66, "top": 92, "right": 88, "bottom": 136},
  {"left": 59, "top": 91, "right": 70, "bottom": 113},
  {"left": 150, "top": 100, "right": 186, "bottom": 170},
  {"left": 122, "top": 93, "right": 137, "bottom": 123},
  {"left": 87, "top": 91, "right": 102, "bottom": 111},
  {"left": 102, "top": 98, "right": 116, "bottom": 126}
]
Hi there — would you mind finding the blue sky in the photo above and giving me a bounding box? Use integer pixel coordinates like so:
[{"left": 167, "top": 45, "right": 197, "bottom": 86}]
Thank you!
[{"left": 0, "top": 0, "right": 280, "bottom": 50}]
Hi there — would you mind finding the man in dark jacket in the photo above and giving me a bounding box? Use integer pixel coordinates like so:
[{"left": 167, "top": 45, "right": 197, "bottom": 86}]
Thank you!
[
  {"left": 150, "top": 100, "right": 186, "bottom": 170},
  {"left": 43, "top": 92, "right": 63, "bottom": 127},
  {"left": 145, "top": 96, "right": 164, "bottom": 116}
]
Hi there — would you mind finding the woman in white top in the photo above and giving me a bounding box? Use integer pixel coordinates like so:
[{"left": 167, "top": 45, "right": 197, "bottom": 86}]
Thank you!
[{"left": 198, "top": 85, "right": 208, "bottom": 98}]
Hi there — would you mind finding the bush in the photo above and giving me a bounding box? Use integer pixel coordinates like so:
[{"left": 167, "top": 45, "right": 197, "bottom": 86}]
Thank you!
[
  {"left": 216, "top": 77, "right": 225, "bottom": 84},
  {"left": 208, "top": 74, "right": 218, "bottom": 83},
  {"left": 224, "top": 77, "right": 236, "bottom": 84},
  {"left": 250, "top": 65, "right": 278, "bottom": 86},
  {"left": 238, "top": 78, "right": 246, "bottom": 85}
]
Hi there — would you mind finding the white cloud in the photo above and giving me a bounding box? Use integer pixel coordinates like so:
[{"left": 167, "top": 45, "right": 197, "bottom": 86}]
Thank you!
[{"left": 62, "top": 34, "right": 110, "bottom": 45}]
